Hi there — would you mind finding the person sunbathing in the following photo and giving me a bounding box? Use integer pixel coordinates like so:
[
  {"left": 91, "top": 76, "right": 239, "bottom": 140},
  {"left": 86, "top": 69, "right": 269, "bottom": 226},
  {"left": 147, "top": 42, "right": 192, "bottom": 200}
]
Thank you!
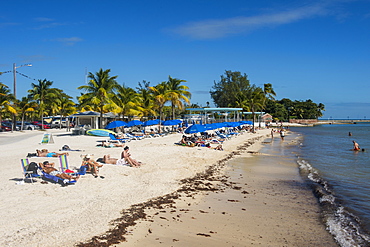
[
  {"left": 81, "top": 154, "right": 103, "bottom": 178},
  {"left": 104, "top": 141, "right": 125, "bottom": 147},
  {"left": 178, "top": 135, "right": 195, "bottom": 146},
  {"left": 97, "top": 141, "right": 125, "bottom": 148},
  {"left": 214, "top": 144, "right": 224, "bottom": 151},
  {"left": 103, "top": 146, "right": 142, "bottom": 167},
  {"left": 36, "top": 149, "right": 69, "bottom": 157},
  {"left": 39, "top": 161, "right": 79, "bottom": 181}
]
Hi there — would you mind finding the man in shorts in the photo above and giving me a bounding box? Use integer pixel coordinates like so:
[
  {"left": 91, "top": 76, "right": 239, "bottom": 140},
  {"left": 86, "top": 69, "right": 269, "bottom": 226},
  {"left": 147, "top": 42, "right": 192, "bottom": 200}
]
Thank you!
[{"left": 40, "top": 161, "right": 79, "bottom": 181}]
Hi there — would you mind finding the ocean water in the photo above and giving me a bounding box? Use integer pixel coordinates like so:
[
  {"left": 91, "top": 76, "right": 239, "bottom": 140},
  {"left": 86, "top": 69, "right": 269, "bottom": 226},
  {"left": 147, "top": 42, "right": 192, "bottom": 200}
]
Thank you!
[{"left": 290, "top": 124, "right": 370, "bottom": 247}]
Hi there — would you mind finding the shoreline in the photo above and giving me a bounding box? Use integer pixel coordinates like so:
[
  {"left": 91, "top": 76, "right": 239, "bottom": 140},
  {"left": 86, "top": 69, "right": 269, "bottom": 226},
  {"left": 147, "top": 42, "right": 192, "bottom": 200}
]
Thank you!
[
  {"left": 113, "top": 133, "right": 338, "bottom": 246},
  {"left": 0, "top": 128, "right": 337, "bottom": 246}
]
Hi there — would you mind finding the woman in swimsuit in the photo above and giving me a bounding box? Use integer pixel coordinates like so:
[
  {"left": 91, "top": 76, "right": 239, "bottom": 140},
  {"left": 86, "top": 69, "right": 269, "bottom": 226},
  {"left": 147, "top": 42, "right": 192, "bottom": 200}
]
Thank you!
[{"left": 81, "top": 154, "right": 103, "bottom": 178}]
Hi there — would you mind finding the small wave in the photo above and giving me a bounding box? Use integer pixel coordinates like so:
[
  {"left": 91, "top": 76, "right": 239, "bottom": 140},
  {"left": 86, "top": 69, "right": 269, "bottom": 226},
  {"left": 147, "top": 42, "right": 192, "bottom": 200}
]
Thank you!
[{"left": 297, "top": 158, "right": 370, "bottom": 247}]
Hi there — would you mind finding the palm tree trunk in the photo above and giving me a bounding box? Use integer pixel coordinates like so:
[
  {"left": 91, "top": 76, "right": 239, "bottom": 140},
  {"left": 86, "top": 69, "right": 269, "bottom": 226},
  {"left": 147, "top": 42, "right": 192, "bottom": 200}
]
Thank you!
[
  {"left": 252, "top": 111, "right": 256, "bottom": 132},
  {"left": 21, "top": 114, "right": 25, "bottom": 131},
  {"left": 100, "top": 111, "right": 103, "bottom": 129},
  {"left": 172, "top": 103, "right": 175, "bottom": 120},
  {"left": 158, "top": 107, "right": 163, "bottom": 133}
]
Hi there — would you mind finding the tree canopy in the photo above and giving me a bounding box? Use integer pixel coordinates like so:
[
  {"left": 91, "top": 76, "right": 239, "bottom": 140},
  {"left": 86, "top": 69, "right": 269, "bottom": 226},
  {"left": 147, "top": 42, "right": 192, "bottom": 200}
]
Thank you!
[
  {"left": 0, "top": 68, "right": 325, "bottom": 127},
  {"left": 211, "top": 70, "right": 325, "bottom": 121}
]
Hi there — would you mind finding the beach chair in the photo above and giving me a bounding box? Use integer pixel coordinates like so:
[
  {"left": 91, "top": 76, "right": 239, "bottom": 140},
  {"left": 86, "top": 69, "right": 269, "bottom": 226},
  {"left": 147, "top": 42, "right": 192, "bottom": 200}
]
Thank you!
[
  {"left": 215, "top": 131, "right": 231, "bottom": 140},
  {"left": 125, "top": 133, "right": 144, "bottom": 140},
  {"left": 141, "top": 130, "right": 153, "bottom": 138},
  {"left": 59, "top": 155, "right": 77, "bottom": 173},
  {"left": 20, "top": 158, "right": 41, "bottom": 183},
  {"left": 109, "top": 133, "right": 130, "bottom": 143},
  {"left": 60, "top": 154, "right": 87, "bottom": 177},
  {"left": 41, "top": 171, "right": 77, "bottom": 186},
  {"left": 41, "top": 155, "right": 78, "bottom": 186},
  {"left": 227, "top": 129, "right": 240, "bottom": 137}
]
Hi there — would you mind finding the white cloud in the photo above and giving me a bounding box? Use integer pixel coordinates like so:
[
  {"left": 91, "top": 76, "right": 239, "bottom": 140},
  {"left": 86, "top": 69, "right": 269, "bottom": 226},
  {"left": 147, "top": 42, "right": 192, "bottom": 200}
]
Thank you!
[
  {"left": 52, "top": 37, "right": 83, "bottom": 46},
  {"left": 171, "top": 2, "right": 333, "bottom": 39},
  {"left": 33, "top": 22, "right": 65, "bottom": 30},
  {"left": 0, "top": 22, "right": 19, "bottom": 28},
  {"left": 34, "top": 17, "right": 55, "bottom": 22}
]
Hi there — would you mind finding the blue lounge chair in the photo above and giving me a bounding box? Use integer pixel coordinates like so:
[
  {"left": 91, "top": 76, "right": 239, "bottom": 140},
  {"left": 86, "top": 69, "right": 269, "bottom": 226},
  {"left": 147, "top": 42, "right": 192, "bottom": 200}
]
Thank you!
[
  {"left": 41, "top": 155, "right": 78, "bottom": 186},
  {"left": 109, "top": 133, "right": 130, "bottom": 143},
  {"left": 41, "top": 171, "right": 77, "bottom": 185}
]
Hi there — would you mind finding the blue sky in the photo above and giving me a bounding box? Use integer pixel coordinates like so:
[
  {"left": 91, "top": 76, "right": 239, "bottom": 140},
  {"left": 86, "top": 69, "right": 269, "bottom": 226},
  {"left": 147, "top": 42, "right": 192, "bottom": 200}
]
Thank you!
[{"left": 1, "top": 0, "right": 370, "bottom": 119}]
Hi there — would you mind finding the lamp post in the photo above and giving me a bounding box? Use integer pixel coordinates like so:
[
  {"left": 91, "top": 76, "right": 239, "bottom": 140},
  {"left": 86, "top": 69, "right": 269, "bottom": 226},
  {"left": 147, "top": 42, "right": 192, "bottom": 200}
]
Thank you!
[
  {"left": 13, "top": 63, "right": 32, "bottom": 98},
  {"left": 12, "top": 63, "right": 32, "bottom": 131}
]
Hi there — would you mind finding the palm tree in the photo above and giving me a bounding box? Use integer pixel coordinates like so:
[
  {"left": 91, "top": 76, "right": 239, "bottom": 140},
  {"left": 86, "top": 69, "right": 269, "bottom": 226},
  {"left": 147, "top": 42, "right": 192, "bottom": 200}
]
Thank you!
[
  {"left": 77, "top": 68, "right": 119, "bottom": 128},
  {"left": 52, "top": 89, "right": 76, "bottom": 129},
  {"left": 17, "top": 97, "right": 37, "bottom": 130},
  {"left": 317, "top": 103, "right": 325, "bottom": 119},
  {"left": 244, "top": 86, "right": 265, "bottom": 131},
  {"left": 0, "top": 84, "right": 16, "bottom": 127},
  {"left": 148, "top": 81, "right": 168, "bottom": 122},
  {"left": 113, "top": 84, "right": 143, "bottom": 120},
  {"left": 166, "top": 76, "right": 191, "bottom": 120},
  {"left": 28, "top": 79, "right": 56, "bottom": 129},
  {"left": 136, "top": 81, "right": 156, "bottom": 119},
  {"left": 263, "top": 83, "right": 276, "bottom": 101}
]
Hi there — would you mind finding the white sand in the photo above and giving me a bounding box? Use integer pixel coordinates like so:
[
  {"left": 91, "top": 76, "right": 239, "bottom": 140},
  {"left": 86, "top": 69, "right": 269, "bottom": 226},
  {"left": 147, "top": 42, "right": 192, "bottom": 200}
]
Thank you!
[{"left": 0, "top": 128, "right": 269, "bottom": 247}]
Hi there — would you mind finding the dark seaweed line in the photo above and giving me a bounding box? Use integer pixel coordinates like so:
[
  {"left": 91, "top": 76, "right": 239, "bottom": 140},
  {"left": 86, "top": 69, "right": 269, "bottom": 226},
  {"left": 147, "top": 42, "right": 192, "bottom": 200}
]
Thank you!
[{"left": 75, "top": 136, "right": 265, "bottom": 247}]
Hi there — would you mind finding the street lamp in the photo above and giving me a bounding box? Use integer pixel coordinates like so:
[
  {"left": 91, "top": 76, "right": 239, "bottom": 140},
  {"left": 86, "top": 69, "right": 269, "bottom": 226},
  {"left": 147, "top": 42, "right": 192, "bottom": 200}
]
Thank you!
[
  {"left": 12, "top": 63, "right": 32, "bottom": 131},
  {"left": 13, "top": 63, "right": 32, "bottom": 98}
]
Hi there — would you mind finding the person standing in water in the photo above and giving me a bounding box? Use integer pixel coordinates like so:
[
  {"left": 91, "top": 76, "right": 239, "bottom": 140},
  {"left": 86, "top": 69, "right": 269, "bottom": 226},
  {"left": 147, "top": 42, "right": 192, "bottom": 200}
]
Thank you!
[
  {"left": 353, "top": 140, "right": 360, "bottom": 151},
  {"left": 280, "top": 129, "right": 285, "bottom": 140}
]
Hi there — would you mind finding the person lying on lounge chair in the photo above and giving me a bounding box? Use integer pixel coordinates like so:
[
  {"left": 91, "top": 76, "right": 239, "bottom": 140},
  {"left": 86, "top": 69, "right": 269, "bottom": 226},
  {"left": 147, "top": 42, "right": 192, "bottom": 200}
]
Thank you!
[
  {"left": 81, "top": 154, "right": 103, "bottom": 178},
  {"left": 103, "top": 141, "right": 125, "bottom": 147},
  {"left": 36, "top": 149, "right": 69, "bottom": 157},
  {"left": 40, "top": 161, "right": 79, "bottom": 181},
  {"left": 103, "top": 146, "right": 142, "bottom": 167}
]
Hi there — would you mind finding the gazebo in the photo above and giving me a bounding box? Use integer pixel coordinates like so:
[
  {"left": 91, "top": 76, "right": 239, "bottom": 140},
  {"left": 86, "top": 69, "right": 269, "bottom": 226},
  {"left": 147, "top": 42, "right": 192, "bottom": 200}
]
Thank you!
[
  {"left": 185, "top": 108, "right": 243, "bottom": 124},
  {"left": 70, "top": 111, "right": 116, "bottom": 129}
]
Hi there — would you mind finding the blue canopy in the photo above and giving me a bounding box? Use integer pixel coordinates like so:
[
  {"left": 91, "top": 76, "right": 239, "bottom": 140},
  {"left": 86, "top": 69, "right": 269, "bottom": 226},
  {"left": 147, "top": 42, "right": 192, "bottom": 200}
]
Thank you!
[
  {"left": 142, "top": 119, "right": 160, "bottom": 126},
  {"left": 127, "top": 120, "right": 143, "bottom": 127},
  {"left": 213, "top": 122, "right": 226, "bottom": 128},
  {"left": 161, "top": 120, "right": 177, "bottom": 126},
  {"left": 162, "top": 119, "right": 183, "bottom": 126},
  {"left": 184, "top": 124, "right": 206, "bottom": 134},
  {"left": 105, "top": 120, "right": 127, "bottom": 129},
  {"left": 240, "top": 121, "right": 253, "bottom": 125},
  {"left": 172, "top": 119, "right": 183, "bottom": 125},
  {"left": 224, "top": 122, "right": 240, "bottom": 127}
]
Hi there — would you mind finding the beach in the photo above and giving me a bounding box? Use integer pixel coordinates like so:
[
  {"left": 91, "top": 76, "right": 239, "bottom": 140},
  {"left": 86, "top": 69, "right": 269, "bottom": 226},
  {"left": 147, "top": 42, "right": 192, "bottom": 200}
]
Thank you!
[{"left": 0, "top": 128, "right": 337, "bottom": 246}]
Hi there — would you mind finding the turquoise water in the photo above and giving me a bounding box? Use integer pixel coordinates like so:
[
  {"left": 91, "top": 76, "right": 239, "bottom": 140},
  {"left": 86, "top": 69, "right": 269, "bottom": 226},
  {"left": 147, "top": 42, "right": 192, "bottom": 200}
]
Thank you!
[{"left": 291, "top": 124, "right": 370, "bottom": 247}]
